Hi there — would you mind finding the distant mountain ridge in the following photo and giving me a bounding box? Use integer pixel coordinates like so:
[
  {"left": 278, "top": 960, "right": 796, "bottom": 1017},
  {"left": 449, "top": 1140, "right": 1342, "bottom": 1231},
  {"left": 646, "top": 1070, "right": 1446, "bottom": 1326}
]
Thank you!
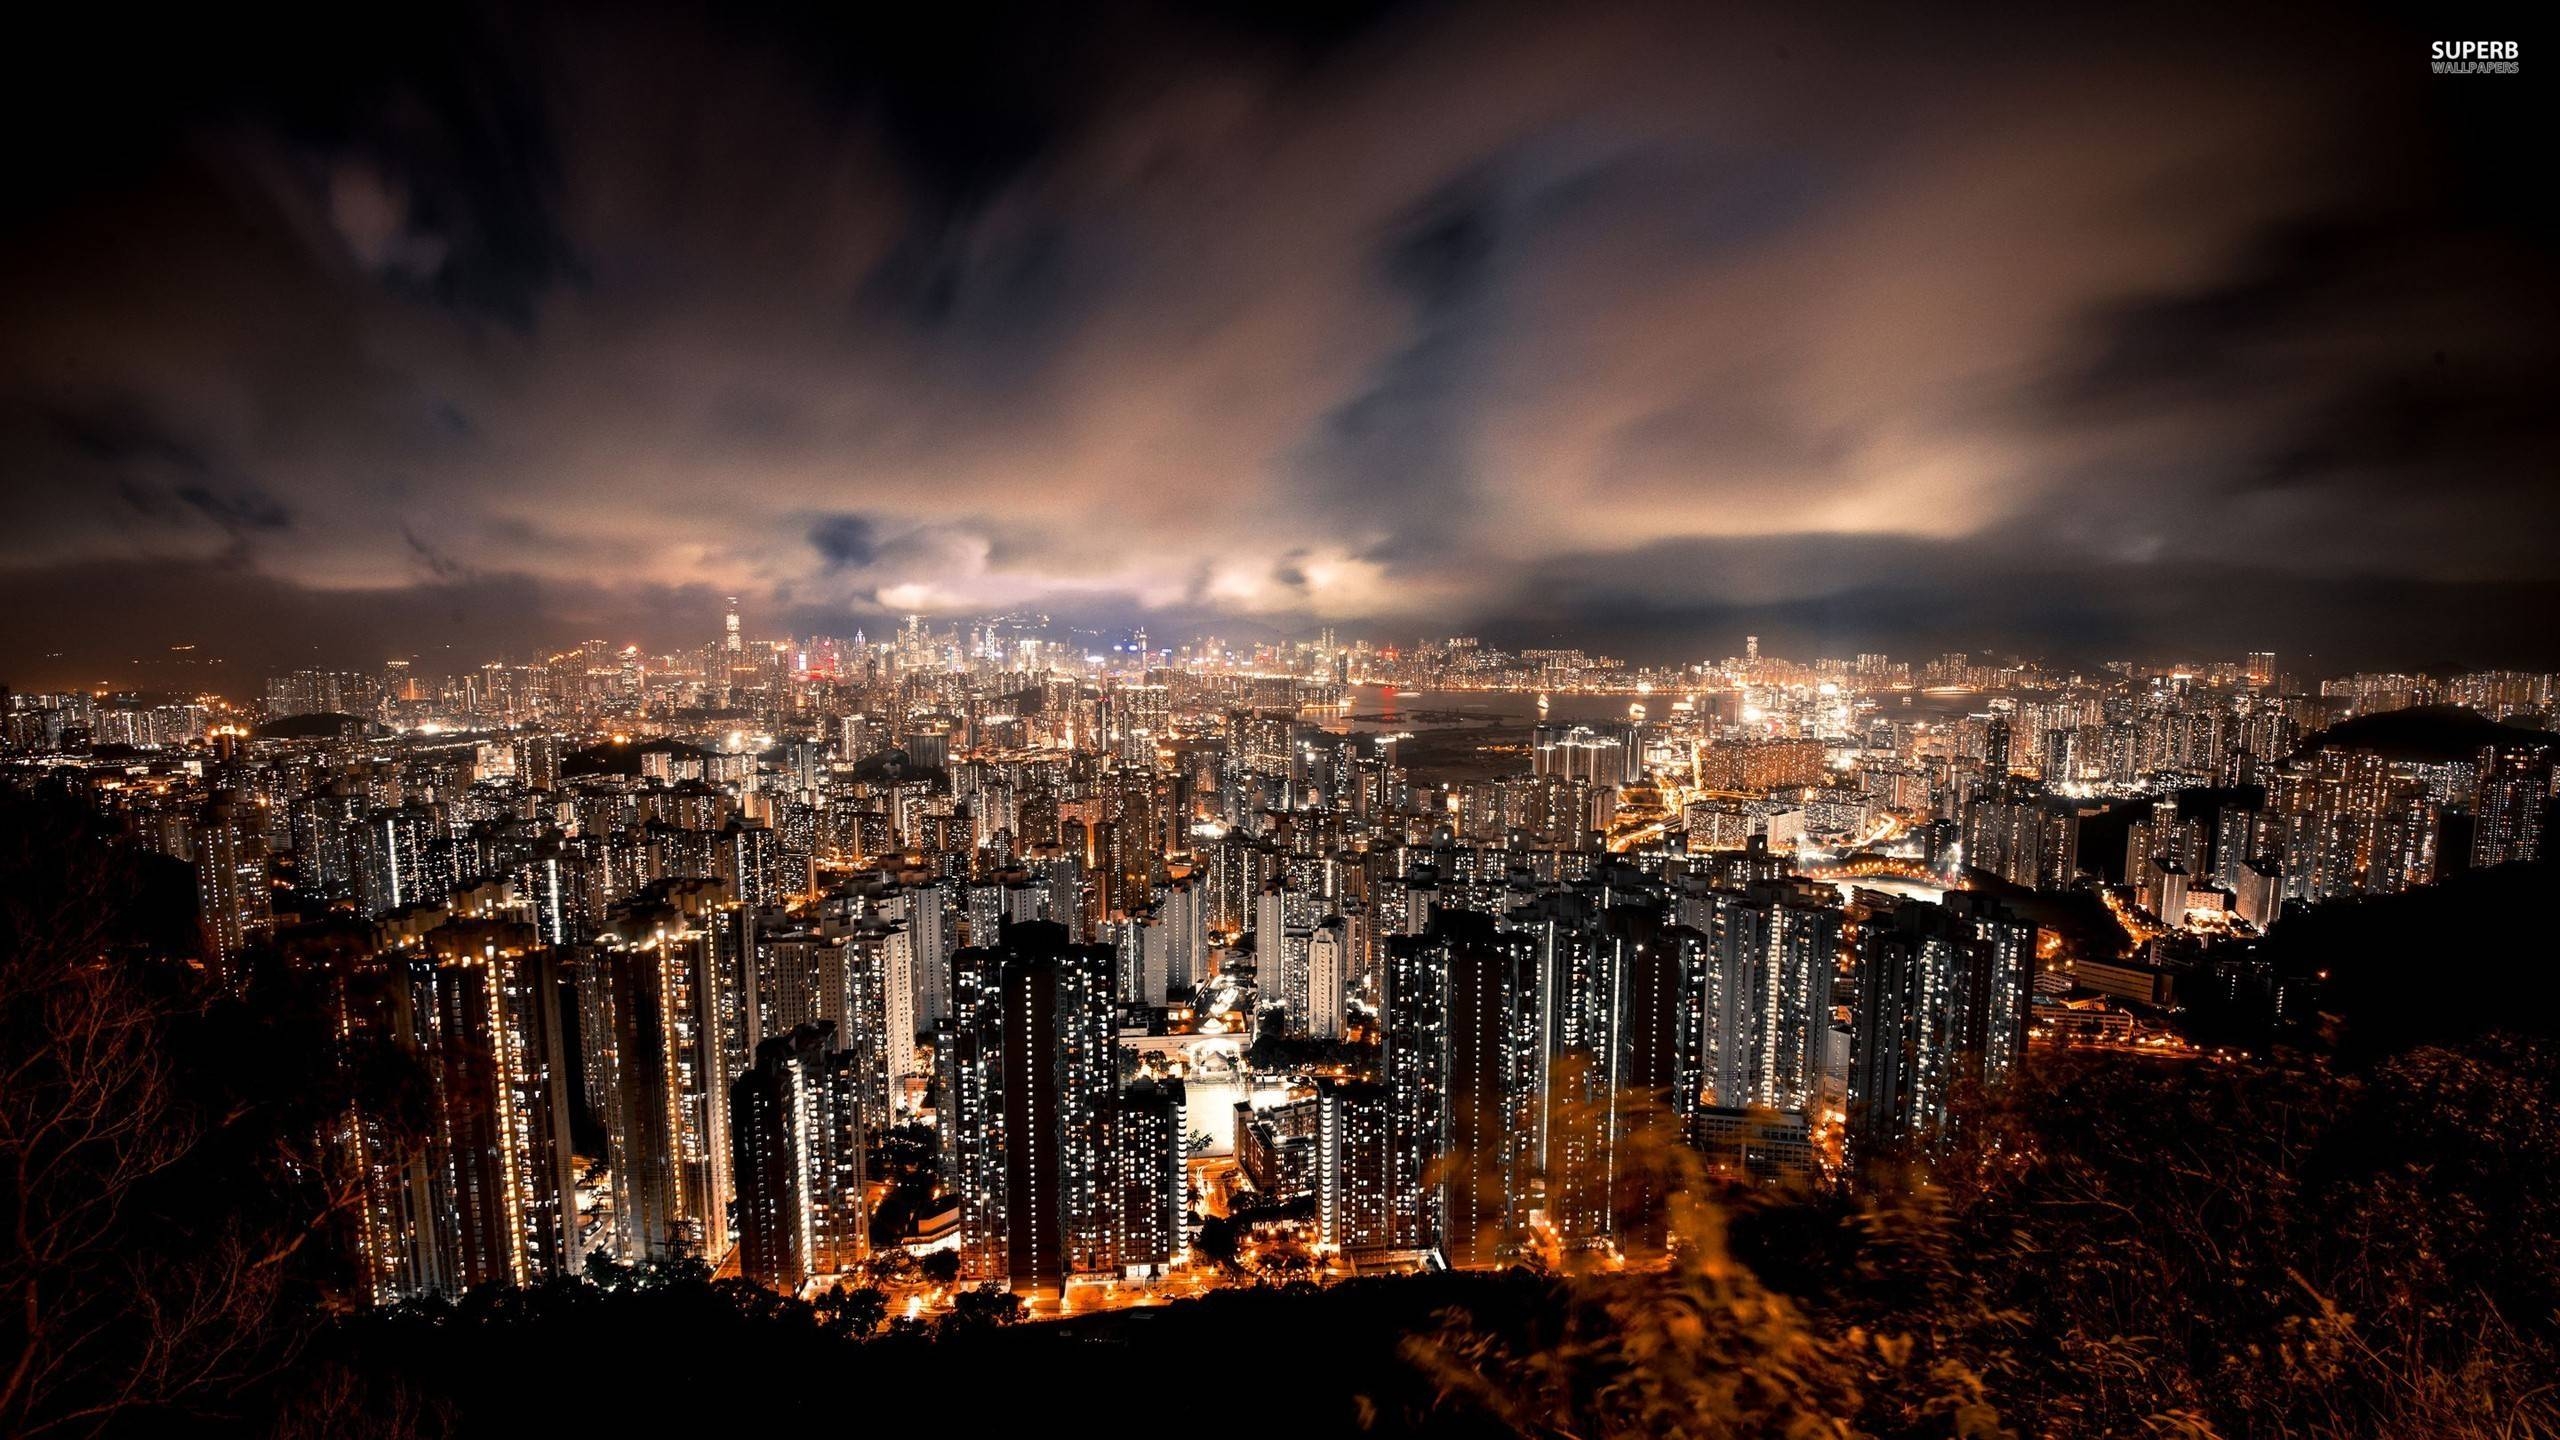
[{"left": 2296, "top": 704, "right": 2550, "bottom": 763}]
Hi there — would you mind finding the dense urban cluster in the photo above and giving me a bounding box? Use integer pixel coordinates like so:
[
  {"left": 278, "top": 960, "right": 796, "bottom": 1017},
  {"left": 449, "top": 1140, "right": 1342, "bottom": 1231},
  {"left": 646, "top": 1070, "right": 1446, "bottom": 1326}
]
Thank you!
[{"left": 4, "top": 606, "right": 2553, "bottom": 1318}]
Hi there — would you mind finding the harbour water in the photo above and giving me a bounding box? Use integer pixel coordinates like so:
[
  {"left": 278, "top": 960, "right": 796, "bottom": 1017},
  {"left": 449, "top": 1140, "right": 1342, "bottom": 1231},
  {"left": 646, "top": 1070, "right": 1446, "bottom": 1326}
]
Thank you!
[
  {"left": 1320, "top": 683, "right": 1994, "bottom": 733},
  {"left": 1324, "top": 685, "right": 1655, "bottom": 733}
]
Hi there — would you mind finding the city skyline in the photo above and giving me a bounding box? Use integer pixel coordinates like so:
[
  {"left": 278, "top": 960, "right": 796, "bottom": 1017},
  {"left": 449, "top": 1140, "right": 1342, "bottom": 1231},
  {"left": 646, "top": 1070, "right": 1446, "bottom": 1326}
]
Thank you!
[
  {"left": 14, "top": 591, "right": 2549, "bottom": 1357},
  {"left": 5, "top": 593, "right": 2553, "bottom": 700},
  {"left": 3, "top": 7, "right": 2555, "bottom": 1437},
  {"left": 5, "top": 2, "right": 2556, "bottom": 688}
]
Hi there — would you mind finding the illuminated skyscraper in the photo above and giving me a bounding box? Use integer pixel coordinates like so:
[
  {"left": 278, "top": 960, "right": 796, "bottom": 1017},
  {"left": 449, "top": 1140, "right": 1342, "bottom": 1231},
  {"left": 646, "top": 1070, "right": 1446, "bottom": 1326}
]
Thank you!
[
  {"left": 1696, "top": 878, "right": 1841, "bottom": 1114},
  {"left": 730, "top": 1021, "right": 867, "bottom": 1293},
  {"left": 1614, "top": 910, "right": 1708, "bottom": 1251},
  {"left": 846, "top": 914, "right": 909, "bottom": 1125},
  {"left": 356, "top": 804, "right": 437, "bottom": 917},
  {"left": 2473, "top": 746, "right": 2551, "bottom": 869},
  {"left": 714, "top": 819, "right": 775, "bottom": 915},
  {"left": 340, "top": 920, "right": 580, "bottom": 1303},
  {"left": 1257, "top": 879, "right": 1312, "bottom": 1027},
  {"left": 585, "top": 887, "right": 742, "bottom": 1260},
  {"left": 288, "top": 780, "right": 365, "bottom": 906},
  {"left": 1962, "top": 781, "right": 2051, "bottom": 891},
  {"left": 1313, "top": 1079, "right": 1399, "bottom": 1254},
  {"left": 1982, "top": 715, "right": 2013, "bottom": 778},
  {"left": 1848, "top": 893, "right": 2034, "bottom": 1153},
  {"left": 940, "top": 937, "right": 1007, "bottom": 1280},
  {"left": 753, "top": 917, "right": 841, "bottom": 1039},
  {"left": 941, "top": 922, "right": 1124, "bottom": 1291},
  {"left": 412, "top": 922, "right": 581, "bottom": 1292},
  {"left": 1306, "top": 918, "right": 1349, "bottom": 1039},
  {"left": 1383, "top": 910, "right": 1539, "bottom": 1268},
  {"left": 902, "top": 879, "right": 952, "bottom": 1030},
  {"left": 1378, "top": 922, "right": 1447, "bottom": 1253},
  {"left": 519, "top": 836, "right": 587, "bottom": 948},
  {"left": 193, "top": 790, "right": 272, "bottom": 978},
  {"left": 1110, "top": 1077, "right": 1185, "bottom": 1273},
  {"left": 1508, "top": 889, "right": 1616, "bottom": 1252}
]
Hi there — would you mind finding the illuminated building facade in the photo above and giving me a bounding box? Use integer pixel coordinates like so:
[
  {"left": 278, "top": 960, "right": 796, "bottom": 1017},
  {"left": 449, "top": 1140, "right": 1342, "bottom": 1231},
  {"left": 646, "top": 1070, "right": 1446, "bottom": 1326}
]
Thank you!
[{"left": 730, "top": 1021, "right": 867, "bottom": 1292}]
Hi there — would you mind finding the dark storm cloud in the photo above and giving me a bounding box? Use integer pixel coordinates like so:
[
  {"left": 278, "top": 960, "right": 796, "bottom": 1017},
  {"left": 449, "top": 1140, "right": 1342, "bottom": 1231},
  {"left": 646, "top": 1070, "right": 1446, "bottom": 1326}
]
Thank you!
[
  {"left": 5, "top": 8, "right": 578, "bottom": 328},
  {"left": 2259, "top": 364, "right": 2554, "bottom": 499},
  {"left": 726, "top": 0, "right": 1398, "bottom": 206},
  {"left": 807, "top": 514, "right": 880, "bottom": 570},
  {"left": 277, "top": 8, "right": 581, "bottom": 327},
  {"left": 7, "top": 399, "right": 295, "bottom": 557},
  {"left": 0, "top": 557, "right": 733, "bottom": 689},
  {"left": 1477, "top": 535, "right": 2560, "bottom": 672},
  {"left": 50, "top": 404, "right": 219, "bottom": 475},
  {"left": 2, "top": 0, "right": 2555, "bottom": 687},
  {"left": 2046, "top": 214, "right": 2557, "bottom": 484},
  {"left": 2020, "top": 197, "right": 2560, "bottom": 576},
  {"left": 1384, "top": 182, "right": 1503, "bottom": 313},
  {"left": 400, "top": 526, "right": 475, "bottom": 584},
  {"left": 172, "top": 485, "right": 296, "bottom": 536},
  {"left": 1295, "top": 176, "right": 1507, "bottom": 550},
  {"left": 857, "top": 217, "right": 1084, "bottom": 389}
]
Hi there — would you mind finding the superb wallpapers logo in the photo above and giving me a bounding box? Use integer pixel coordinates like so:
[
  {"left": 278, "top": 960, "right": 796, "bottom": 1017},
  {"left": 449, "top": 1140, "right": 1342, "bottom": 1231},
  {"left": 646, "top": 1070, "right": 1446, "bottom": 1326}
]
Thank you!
[{"left": 2431, "top": 40, "right": 2520, "bottom": 74}]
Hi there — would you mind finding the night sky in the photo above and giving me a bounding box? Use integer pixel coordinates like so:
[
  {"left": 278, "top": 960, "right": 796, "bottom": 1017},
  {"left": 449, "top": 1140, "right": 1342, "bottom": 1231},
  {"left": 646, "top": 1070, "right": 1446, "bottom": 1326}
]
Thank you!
[{"left": 3, "top": 2, "right": 2553, "bottom": 687}]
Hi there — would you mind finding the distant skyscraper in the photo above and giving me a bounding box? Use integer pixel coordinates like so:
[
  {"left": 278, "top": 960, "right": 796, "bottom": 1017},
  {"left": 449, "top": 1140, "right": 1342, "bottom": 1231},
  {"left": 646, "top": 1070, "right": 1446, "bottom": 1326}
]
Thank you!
[
  {"left": 753, "top": 916, "right": 840, "bottom": 1040},
  {"left": 848, "top": 914, "right": 912, "bottom": 1123},
  {"left": 901, "top": 880, "right": 953, "bottom": 1030},
  {"left": 519, "top": 836, "right": 585, "bottom": 948},
  {"left": 264, "top": 668, "right": 380, "bottom": 721},
  {"left": 713, "top": 818, "right": 775, "bottom": 913},
  {"left": 193, "top": 790, "right": 272, "bottom": 978},
  {"left": 514, "top": 732, "right": 561, "bottom": 791},
  {"left": 1963, "top": 780, "right": 2051, "bottom": 891},
  {"left": 289, "top": 781, "right": 363, "bottom": 905},
  {"left": 1256, "top": 879, "right": 1312, "bottom": 1027},
  {"left": 355, "top": 805, "right": 436, "bottom": 918},
  {"left": 1982, "top": 715, "right": 2013, "bottom": 777},
  {"left": 1167, "top": 876, "right": 1206, "bottom": 987},
  {"left": 1306, "top": 919, "right": 1348, "bottom": 1039}
]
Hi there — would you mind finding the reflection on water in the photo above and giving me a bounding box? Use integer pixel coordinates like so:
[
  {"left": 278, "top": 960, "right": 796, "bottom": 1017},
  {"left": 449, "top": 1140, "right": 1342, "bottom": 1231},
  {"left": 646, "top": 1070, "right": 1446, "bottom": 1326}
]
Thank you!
[
  {"left": 1326, "top": 684, "right": 1998, "bottom": 734},
  {"left": 1327, "top": 686, "right": 1638, "bottom": 732}
]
